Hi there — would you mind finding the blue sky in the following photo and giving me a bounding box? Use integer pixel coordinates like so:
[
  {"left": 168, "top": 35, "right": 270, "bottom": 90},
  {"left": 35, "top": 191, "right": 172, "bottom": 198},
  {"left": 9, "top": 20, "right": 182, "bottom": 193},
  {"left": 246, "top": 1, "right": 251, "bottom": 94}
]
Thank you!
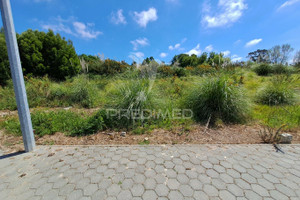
[{"left": 1, "top": 0, "right": 300, "bottom": 64}]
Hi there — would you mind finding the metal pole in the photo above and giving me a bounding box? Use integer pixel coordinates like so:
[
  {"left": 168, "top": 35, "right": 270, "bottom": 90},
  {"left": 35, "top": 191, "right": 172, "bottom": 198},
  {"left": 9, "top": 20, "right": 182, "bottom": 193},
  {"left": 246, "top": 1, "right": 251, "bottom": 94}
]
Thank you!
[{"left": 0, "top": 0, "right": 35, "bottom": 152}]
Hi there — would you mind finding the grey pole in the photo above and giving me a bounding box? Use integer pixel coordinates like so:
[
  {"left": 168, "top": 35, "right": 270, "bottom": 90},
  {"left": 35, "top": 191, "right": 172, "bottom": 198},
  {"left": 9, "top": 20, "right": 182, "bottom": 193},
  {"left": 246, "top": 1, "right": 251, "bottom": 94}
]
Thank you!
[{"left": 0, "top": 0, "right": 35, "bottom": 152}]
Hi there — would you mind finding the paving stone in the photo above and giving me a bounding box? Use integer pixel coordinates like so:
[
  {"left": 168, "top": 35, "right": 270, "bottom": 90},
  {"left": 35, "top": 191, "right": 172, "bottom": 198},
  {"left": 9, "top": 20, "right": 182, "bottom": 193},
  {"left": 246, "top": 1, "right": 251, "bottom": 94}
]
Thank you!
[
  {"left": 91, "top": 190, "right": 107, "bottom": 200},
  {"left": 203, "top": 184, "right": 218, "bottom": 196},
  {"left": 189, "top": 179, "right": 202, "bottom": 190},
  {"left": 131, "top": 184, "right": 144, "bottom": 196},
  {"left": 142, "top": 190, "right": 158, "bottom": 200},
  {"left": 179, "top": 185, "right": 193, "bottom": 197},
  {"left": 67, "top": 189, "right": 83, "bottom": 200},
  {"left": 117, "top": 190, "right": 132, "bottom": 200},
  {"left": 155, "top": 184, "right": 169, "bottom": 196},
  {"left": 144, "top": 178, "right": 156, "bottom": 190},
  {"left": 168, "top": 191, "right": 184, "bottom": 200},
  {"left": 83, "top": 184, "right": 98, "bottom": 196},
  {"left": 227, "top": 184, "right": 244, "bottom": 196},
  {"left": 251, "top": 184, "right": 269, "bottom": 197},
  {"left": 219, "top": 190, "right": 235, "bottom": 200},
  {"left": 177, "top": 173, "right": 189, "bottom": 184},
  {"left": 269, "top": 190, "right": 289, "bottom": 200},
  {"left": 194, "top": 191, "right": 209, "bottom": 200},
  {"left": 1, "top": 145, "right": 300, "bottom": 200},
  {"left": 107, "top": 184, "right": 121, "bottom": 196},
  {"left": 244, "top": 190, "right": 262, "bottom": 200}
]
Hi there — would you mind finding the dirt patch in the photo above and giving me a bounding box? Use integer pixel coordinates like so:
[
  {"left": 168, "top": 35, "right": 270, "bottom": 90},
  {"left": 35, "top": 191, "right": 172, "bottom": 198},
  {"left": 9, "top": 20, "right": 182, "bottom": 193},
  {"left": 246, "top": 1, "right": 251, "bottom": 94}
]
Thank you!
[{"left": 1, "top": 124, "right": 299, "bottom": 154}]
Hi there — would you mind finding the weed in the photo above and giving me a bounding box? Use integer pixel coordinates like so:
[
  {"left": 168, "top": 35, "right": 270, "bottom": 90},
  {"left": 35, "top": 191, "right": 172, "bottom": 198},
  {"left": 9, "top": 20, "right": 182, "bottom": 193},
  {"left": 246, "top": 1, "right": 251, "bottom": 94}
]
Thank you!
[{"left": 259, "top": 124, "right": 286, "bottom": 144}]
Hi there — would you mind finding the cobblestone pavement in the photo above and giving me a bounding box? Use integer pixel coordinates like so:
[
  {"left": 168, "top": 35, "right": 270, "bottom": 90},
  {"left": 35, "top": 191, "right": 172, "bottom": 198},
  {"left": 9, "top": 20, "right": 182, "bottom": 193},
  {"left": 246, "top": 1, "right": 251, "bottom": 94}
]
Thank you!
[{"left": 1, "top": 145, "right": 300, "bottom": 200}]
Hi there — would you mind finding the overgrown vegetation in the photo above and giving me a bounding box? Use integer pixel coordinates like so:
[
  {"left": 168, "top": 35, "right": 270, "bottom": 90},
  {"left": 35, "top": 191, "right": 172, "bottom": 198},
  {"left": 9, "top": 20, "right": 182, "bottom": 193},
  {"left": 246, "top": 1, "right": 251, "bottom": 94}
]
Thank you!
[{"left": 0, "top": 28, "right": 299, "bottom": 138}]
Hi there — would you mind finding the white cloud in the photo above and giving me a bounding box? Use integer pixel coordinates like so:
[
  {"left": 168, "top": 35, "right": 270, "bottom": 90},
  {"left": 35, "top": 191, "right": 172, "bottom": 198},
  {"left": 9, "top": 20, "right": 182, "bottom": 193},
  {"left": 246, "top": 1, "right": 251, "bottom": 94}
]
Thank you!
[
  {"left": 245, "top": 38, "right": 262, "bottom": 47},
  {"left": 222, "top": 50, "right": 231, "bottom": 57},
  {"left": 169, "top": 43, "right": 182, "bottom": 51},
  {"left": 204, "top": 45, "right": 213, "bottom": 52},
  {"left": 234, "top": 39, "right": 242, "bottom": 45},
  {"left": 186, "top": 44, "right": 202, "bottom": 56},
  {"left": 278, "top": 0, "right": 300, "bottom": 10},
  {"left": 129, "top": 52, "right": 145, "bottom": 63},
  {"left": 202, "top": 0, "right": 247, "bottom": 28},
  {"left": 133, "top": 8, "right": 158, "bottom": 28},
  {"left": 169, "top": 38, "right": 186, "bottom": 51},
  {"left": 232, "top": 54, "right": 243, "bottom": 62},
  {"left": 41, "top": 16, "right": 102, "bottom": 39},
  {"left": 111, "top": 9, "right": 127, "bottom": 25},
  {"left": 73, "top": 22, "right": 102, "bottom": 39},
  {"left": 160, "top": 52, "right": 168, "bottom": 58},
  {"left": 130, "top": 38, "right": 149, "bottom": 51}
]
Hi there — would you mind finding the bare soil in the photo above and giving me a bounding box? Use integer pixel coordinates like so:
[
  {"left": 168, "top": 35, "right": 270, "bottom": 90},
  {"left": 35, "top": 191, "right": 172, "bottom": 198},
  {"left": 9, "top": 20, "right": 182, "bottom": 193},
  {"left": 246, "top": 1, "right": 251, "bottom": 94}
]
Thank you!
[{"left": 1, "top": 124, "right": 299, "bottom": 154}]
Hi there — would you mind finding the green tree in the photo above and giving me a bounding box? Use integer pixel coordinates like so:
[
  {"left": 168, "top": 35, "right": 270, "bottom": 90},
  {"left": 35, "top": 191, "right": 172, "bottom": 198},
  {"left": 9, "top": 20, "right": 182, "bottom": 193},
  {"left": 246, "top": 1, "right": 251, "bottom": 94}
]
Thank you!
[
  {"left": 247, "top": 49, "right": 270, "bottom": 63},
  {"left": 17, "top": 29, "right": 45, "bottom": 76},
  {"left": 41, "top": 30, "right": 81, "bottom": 80},
  {"left": 0, "top": 30, "right": 10, "bottom": 86}
]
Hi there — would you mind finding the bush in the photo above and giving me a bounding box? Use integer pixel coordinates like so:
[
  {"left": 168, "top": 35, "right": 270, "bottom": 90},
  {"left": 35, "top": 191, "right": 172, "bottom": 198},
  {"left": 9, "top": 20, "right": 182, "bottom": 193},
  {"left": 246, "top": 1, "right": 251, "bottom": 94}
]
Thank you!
[
  {"left": 256, "top": 82, "right": 295, "bottom": 106},
  {"left": 70, "top": 109, "right": 107, "bottom": 136},
  {"left": 183, "top": 76, "right": 249, "bottom": 125},
  {"left": 253, "top": 64, "right": 273, "bottom": 76},
  {"left": 272, "top": 65, "right": 290, "bottom": 75},
  {"left": 1, "top": 110, "right": 86, "bottom": 137}
]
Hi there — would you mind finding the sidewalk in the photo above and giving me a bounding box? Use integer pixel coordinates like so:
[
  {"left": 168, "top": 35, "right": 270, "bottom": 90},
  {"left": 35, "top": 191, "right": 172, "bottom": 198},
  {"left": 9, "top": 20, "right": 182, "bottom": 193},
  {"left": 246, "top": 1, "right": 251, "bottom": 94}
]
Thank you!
[{"left": 0, "top": 144, "right": 300, "bottom": 200}]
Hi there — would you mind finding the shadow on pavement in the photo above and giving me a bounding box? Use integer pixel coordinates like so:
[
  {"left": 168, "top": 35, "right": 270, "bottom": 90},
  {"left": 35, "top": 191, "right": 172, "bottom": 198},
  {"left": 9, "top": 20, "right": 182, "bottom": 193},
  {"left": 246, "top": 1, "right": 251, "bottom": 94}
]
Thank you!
[{"left": 0, "top": 151, "right": 25, "bottom": 160}]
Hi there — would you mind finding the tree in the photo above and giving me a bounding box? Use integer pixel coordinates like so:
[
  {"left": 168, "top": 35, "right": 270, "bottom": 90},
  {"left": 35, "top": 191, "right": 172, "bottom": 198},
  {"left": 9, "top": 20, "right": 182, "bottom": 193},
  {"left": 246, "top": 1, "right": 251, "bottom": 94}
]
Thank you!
[
  {"left": 293, "top": 50, "right": 300, "bottom": 68},
  {"left": 171, "top": 54, "right": 198, "bottom": 68},
  {"left": 247, "top": 49, "right": 270, "bottom": 63},
  {"left": 269, "top": 44, "right": 294, "bottom": 64},
  {"left": 41, "top": 30, "right": 81, "bottom": 80},
  {"left": 207, "top": 52, "right": 225, "bottom": 67},
  {"left": 198, "top": 52, "right": 208, "bottom": 65},
  {"left": 0, "top": 31, "right": 10, "bottom": 85},
  {"left": 17, "top": 29, "right": 45, "bottom": 76}
]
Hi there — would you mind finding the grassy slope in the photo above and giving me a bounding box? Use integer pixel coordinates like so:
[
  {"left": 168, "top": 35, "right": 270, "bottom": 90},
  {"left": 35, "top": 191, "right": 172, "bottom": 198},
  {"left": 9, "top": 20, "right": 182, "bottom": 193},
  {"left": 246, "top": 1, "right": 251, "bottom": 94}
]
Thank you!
[{"left": 0, "top": 68, "right": 299, "bottom": 137}]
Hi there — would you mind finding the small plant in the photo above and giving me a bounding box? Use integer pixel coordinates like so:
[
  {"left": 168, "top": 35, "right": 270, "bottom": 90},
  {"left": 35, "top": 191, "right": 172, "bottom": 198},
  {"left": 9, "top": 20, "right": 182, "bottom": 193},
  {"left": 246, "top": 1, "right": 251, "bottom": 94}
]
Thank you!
[
  {"left": 259, "top": 124, "right": 286, "bottom": 143},
  {"left": 138, "top": 138, "right": 150, "bottom": 145},
  {"left": 253, "top": 64, "right": 273, "bottom": 76},
  {"left": 183, "top": 76, "right": 249, "bottom": 125}
]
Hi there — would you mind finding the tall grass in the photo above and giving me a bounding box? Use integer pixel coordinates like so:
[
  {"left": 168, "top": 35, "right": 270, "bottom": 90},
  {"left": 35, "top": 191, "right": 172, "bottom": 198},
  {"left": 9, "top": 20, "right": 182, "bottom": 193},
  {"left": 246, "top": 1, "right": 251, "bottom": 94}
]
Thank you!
[
  {"left": 105, "top": 78, "right": 157, "bottom": 129},
  {"left": 256, "top": 75, "right": 296, "bottom": 106},
  {"left": 183, "top": 76, "right": 250, "bottom": 125}
]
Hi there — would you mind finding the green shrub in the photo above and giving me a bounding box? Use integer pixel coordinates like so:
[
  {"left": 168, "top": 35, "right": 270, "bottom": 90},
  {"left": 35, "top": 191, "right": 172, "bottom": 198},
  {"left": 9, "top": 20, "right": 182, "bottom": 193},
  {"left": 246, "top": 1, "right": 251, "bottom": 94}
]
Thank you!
[
  {"left": 272, "top": 65, "right": 290, "bottom": 75},
  {"left": 0, "top": 81, "right": 17, "bottom": 110},
  {"left": 253, "top": 64, "right": 273, "bottom": 76},
  {"left": 1, "top": 110, "right": 86, "bottom": 137},
  {"left": 256, "top": 82, "right": 295, "bottom": 106},
  {"left": 69, "top": 109, "right": 107, "bottom": 136},
  {"left": 183, "top": 76, "right": 249, "bottom": 125}
]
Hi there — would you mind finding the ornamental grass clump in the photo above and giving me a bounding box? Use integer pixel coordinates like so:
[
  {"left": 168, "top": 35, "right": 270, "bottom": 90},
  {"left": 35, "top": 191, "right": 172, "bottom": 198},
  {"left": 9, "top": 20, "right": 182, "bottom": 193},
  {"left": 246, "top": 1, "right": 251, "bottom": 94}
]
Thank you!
[
  {"left": 256, "top": 76, "right": 295, "bottom": 106},
  {"left": 184, "top": 76, "right": 249, "bottom": 126}
]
